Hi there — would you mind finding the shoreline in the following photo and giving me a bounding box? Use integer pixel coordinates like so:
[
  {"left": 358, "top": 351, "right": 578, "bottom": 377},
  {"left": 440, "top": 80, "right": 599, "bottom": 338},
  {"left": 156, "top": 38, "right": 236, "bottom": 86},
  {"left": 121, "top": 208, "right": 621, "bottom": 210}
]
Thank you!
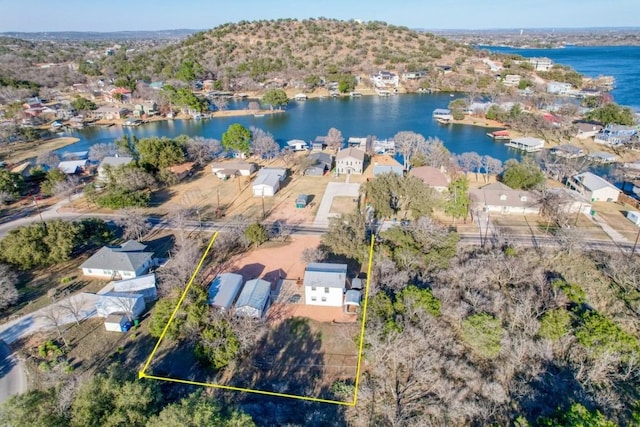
[{"left": 0, "top": 136, "right": 81, "bottom": 164}]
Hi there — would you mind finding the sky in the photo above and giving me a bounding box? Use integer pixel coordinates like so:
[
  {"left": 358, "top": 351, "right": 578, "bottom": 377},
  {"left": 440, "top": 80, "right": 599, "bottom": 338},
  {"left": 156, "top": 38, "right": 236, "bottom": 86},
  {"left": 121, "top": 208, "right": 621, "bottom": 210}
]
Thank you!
[{"left": 0, "top": 0, "right": 638, "bottom": 32}]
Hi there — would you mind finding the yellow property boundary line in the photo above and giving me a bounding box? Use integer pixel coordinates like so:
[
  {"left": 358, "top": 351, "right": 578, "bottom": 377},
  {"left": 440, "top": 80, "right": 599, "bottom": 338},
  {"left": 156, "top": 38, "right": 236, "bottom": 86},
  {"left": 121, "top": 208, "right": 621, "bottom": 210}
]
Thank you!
[{"left": 139, "top": 231, "right": 375, "bottom": 407}]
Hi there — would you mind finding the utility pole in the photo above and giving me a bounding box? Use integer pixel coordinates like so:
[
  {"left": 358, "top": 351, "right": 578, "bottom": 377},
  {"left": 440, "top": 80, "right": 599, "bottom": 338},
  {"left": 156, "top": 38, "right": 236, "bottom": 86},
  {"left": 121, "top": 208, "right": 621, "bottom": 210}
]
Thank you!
[
  {"left": 631, "top": 227, "right": 640, "bottom": 259},
  {"left": 33, "top": 196, "right": 46, "bottom": 230},
  {"left": 261, "top": 190, "right": 266, "bottom": 219}
]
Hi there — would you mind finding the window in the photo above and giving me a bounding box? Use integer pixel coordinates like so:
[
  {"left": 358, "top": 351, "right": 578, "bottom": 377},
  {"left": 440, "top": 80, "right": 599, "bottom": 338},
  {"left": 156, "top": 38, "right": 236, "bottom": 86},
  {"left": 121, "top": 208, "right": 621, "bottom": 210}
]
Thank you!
[
  {"left": 311, "top": 286, "right": 316, "bottom": 291},
  {"left": 321, "top": 297, "right": 327, "bottom": 302},
  {"left": 311, "top": 296, "right": 317, "bottom": 301},
  {"left": 324, "top": 287, "right": 330, "bottom": 293}
]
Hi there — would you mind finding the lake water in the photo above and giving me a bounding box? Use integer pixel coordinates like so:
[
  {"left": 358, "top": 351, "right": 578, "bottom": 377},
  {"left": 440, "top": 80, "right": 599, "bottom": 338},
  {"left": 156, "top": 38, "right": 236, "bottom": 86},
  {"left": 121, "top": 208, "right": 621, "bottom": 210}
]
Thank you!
[
  {"left": 62, "top": 93, "right": 523, "bottom": 162},
  {"left": 59, "top": 45, "right": 638, "bottom": 164},
  {"left": 482, "top": 45, "right": 640, "bottom": 110}
]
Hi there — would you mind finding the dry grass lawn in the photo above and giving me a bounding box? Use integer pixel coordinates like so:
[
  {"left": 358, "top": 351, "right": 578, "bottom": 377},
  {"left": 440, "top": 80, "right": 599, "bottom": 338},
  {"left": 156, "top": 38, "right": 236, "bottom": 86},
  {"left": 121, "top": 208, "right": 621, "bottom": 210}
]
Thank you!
[
  {"left": 330, "top": 196, "right": 358, "bottom": 215},
  {"left": 591, "top": 201, "right": 640, "bottom": 241}
]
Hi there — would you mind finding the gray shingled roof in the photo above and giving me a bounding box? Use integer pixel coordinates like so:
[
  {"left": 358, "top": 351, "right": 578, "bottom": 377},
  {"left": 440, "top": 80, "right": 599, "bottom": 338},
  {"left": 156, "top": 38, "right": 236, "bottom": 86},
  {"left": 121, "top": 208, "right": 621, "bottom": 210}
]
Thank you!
[
  {"left": 81, "top": 241, "right": 153, "bottom": 272},
  {"left": 304, "top": 263, "right": 347, "bottom": 289}
]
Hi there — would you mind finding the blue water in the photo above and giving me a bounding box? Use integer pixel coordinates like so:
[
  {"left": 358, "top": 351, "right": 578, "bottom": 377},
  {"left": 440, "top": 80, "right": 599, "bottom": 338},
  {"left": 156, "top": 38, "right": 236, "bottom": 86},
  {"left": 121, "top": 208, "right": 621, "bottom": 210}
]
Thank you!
[
  {"left": 61, "top": 94, "right": 523, "bottom": 163},
  {"left": 481, "top": 45, "right": 640, "bottom": 110},
  {"left": 59, "top": 46, "right": 638, "bottom": 164}
]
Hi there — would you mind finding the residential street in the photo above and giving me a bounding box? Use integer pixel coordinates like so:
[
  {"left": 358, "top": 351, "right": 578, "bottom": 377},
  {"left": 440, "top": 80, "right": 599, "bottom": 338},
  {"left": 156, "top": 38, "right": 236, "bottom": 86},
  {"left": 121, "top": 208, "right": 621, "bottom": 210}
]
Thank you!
[{"left": 0, "top": 340, "right": 26, "bottom": 405}]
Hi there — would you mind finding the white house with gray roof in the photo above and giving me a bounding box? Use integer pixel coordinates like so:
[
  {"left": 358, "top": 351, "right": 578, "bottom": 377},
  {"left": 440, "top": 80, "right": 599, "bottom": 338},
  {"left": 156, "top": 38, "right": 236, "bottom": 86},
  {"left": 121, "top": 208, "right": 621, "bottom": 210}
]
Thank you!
[
  {"left": 304, "top": 263, "right": 347, "bottom": 307},
  {"left": 567, "top": 172, "right": 620, "bottom": 202},
  {"left": 80, "top": 240, "right": 154, "bottom": 279}
]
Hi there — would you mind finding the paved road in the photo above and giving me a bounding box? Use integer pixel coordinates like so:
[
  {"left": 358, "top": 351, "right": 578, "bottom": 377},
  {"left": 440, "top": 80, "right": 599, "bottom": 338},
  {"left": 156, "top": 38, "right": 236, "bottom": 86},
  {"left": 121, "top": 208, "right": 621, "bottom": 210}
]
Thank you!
[{"left": 0, "top": 340, "right": 26, "bottom": 404}]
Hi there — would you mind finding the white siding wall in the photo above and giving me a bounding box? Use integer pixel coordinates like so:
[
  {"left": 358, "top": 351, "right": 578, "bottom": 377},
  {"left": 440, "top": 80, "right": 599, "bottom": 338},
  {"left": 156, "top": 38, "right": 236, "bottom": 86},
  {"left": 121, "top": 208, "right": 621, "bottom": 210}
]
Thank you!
[
  {"left": 304, "top": 286, "right": 343, "bottom": 307},
  {"left": 590, "top": 187, "right": 620, "bottom": 202}
]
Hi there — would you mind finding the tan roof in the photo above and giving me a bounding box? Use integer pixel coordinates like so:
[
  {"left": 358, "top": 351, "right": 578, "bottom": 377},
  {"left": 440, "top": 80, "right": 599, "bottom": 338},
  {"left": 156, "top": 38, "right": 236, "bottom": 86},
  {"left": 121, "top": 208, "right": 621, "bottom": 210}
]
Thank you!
[
  {"left": 409, "top": 166, "right": 449, "bottom": 188},
  {"left": 371, "top": 154, "right": 402, "bottom": 167},
  {"left": 336, "top": 147, "right": 365, "bottom": 162},
  {"left": 469, "top": 182, "right": 535, "bottom": 208},
  {"left": 10, "top": 162, "right": 32, "bottom": 174}
]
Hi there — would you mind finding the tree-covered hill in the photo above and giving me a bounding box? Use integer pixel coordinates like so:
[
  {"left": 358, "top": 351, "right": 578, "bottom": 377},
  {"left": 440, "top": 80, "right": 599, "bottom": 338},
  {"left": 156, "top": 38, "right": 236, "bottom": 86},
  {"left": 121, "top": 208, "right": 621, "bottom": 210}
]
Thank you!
[{"left": 124, "top": 18, "right": 486, "bottom": 91}]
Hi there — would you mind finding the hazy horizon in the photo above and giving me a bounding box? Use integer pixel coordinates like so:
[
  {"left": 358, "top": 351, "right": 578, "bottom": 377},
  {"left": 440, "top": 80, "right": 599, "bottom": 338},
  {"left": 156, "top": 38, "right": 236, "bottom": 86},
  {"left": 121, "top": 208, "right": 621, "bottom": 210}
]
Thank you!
[{"left": 0, "top": 0, "right": 638, "bottom": 32}]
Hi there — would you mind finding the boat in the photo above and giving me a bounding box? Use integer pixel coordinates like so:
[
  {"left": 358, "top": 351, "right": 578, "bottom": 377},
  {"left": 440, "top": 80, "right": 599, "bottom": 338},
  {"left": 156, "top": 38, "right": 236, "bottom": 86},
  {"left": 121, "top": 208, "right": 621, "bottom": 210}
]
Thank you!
[
  {"left": 349, "top": 91, "right": 362, "bottom": 97},
  {"left": 253, "top": 113, "right": 265, "bottom": 117},
  {"left": 436, "top": 117, "right": 452, "bottom": 125},
  {"left": 487, "top": 130, "right": 511, "bottom": 140},
  {"left": 376, "top": 89, "right": 392, "bottom": 97},
  {"left": 192, "top": 113, "right": 202, "bottom": 120},
  {"left": 123, "top": 119, "right": 142, "bottom": 127},
  {"left": 294, "top": 93, "right": 307, "bottom": 101}
]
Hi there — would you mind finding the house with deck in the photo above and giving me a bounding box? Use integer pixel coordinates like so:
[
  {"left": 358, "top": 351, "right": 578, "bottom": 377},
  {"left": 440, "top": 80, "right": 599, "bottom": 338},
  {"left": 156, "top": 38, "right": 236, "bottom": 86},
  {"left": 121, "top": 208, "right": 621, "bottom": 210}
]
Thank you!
[
  {"left": 566, "top": 172, "right": 620, "bottom": 202},
  {"left": 546, "top": 82, "right": 572, "bottom": 95},
  {"left": 303, "top": 263, "right": 347, "bottom": 307},
  {"left": 371, "top": 71, "right": 399, "bottom": 87},
  {"left": 575, "top": 122, "right": 603, "bottom": 139}
]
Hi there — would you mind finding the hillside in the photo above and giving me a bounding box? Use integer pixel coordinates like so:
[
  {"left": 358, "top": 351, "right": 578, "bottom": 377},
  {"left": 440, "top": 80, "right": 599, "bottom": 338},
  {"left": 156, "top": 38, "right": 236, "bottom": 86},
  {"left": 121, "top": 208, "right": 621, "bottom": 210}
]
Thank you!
[{"left": 128, "top": 18, "right": 495, "bottom": 92}]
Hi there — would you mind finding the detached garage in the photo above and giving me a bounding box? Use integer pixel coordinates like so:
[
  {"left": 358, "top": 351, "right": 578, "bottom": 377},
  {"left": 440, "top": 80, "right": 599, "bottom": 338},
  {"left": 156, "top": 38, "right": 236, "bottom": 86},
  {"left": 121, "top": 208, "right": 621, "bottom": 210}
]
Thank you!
[
  {"left": 252, "top": 173, "right": 280, "bottom": 197},
  {"left": 96, "top": 292, "right": 146, "bottom": 319},
  {"left": 208, "top": 273, "right": 244, "bottom": 311},
  {"left": 235, "top": 278, "right": 271, "bottom": 319}
]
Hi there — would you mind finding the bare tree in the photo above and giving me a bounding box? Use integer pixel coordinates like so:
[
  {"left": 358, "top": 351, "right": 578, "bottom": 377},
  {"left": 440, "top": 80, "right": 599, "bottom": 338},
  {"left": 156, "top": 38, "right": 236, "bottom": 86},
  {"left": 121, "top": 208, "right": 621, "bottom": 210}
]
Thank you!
[
  {"left": 415, "top": 137, "right": 451, "bottom": 169},
  {"left": 116, "top": 208, "right": 151, "bottom": 240},
  {"left": 482, "top": 156, "right": 503, "bottom": 183},
  {"left": 40, "top": 307, "right": 69, "bottom": 348},
  {"left": 167, "top": 206, "right": 195, "bottom": 244},
  {"left": 301, "top": 247, "right": 327, "bottom": 263},
  {"left": 111, "top": 167, "right": 156, "bottom": 191},
  {"left": 248, "top": 101, "right": 260, "bottom": 111},
  {"left": 88, "top": 142, "right": 122, "bottom": 162},
  {"left": 36, "top": 151, "right": 61, "bottom": 168},
  {"left": 157, "top": 238, "right": 201, "bottom": 296},
  {"left": 212, "top": 97, "right": 228, "bottom": 111},
  {"left": 0, "top": 264, "right": 19, "bottom": 310},
  {"left": 250, "top": 126, "right": 279, "bottom": 160},
  {"left": 58, "top": 295, "right": 87, "bottom": 326},
  {"left": 185, "top": 136, "right": 221, "bottom": 166},
  {"left": 394, "top": 131, "right": 426, "bottom": 170},
  {"left": 278, "top": 147, "right": 295, "bottom": 168},
  {"left": 52, "top": 175, "right": 80, "bottom": 206},
  {"left": 325, "top": 127, "right": 344, "bottom": 153}
]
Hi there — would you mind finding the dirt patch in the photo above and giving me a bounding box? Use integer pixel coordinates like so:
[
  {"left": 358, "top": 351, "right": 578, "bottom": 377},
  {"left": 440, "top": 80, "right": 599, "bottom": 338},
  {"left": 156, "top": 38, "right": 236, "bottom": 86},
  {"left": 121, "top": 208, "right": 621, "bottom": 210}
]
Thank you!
[{"left": 226, "top": 235, "right": 321, "bottom": 283}]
